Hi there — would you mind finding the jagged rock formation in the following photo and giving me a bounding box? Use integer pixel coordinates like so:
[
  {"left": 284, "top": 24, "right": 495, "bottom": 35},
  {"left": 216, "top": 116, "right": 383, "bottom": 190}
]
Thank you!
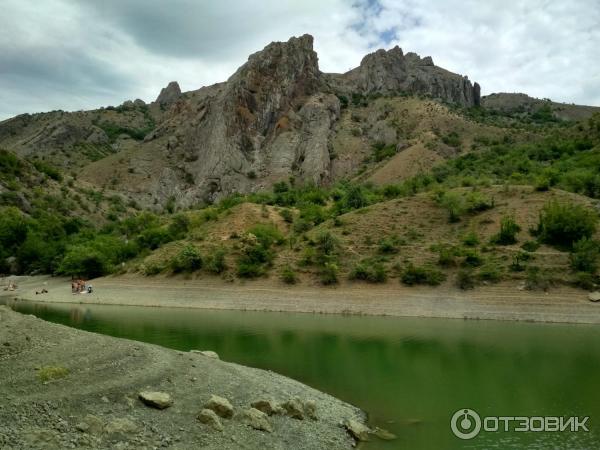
[
  {"left": 6, "top": 33, "right": 573, "bottom": 210},
  {"left": 156, "top": 81, "right": 182, "bottom": 106},
  {"left": 328, "top": 46, "right": 480, "bottom": 106}
]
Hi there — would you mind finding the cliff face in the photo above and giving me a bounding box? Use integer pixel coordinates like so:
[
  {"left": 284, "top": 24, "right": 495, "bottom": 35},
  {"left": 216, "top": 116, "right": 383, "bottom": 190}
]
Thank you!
[
  {"left": 0, "top": 34, "right": 485, "bottom": 208},
  {"left": 331, "top": 46, "right": 480, "bottom": 106}
]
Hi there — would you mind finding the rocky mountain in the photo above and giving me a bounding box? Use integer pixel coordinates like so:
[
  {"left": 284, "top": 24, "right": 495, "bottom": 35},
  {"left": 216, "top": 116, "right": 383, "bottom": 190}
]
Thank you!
[
  {"left": 482, "top": 93, "right": 600, "bottom": 121},
  {"left": 0, "top": 34, "right": 594, "bottom": 211}
]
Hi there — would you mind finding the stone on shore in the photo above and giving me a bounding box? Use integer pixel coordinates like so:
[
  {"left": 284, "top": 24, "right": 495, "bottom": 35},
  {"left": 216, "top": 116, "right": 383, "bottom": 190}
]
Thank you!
[
  {"left": 138, "top": 391, "right": 173, "bottom": 409},
  {"left": 205, "top": 395, "right": 234, "bottom": 418},
  {"left": 197, "top": 408, "right": 224, "bottom": 431},
  {"left": 251, "top": 399, "right": 278, "bottom": 416},
  {"left": 588, "top": 292, "right": 600, "bottom": 302},
  {"left": 304, "top": 399, "right": 317, "bottom": 420},
  {"left": 240, "top": 408, "right": 273, "bottom": 432},
  {"left": 281, "top": 397, "right": 304, "bottom": 419},
  {"left": 191, "top": 349, "right": 220, "bottom": 359},
  {"left": 343, "top": 418, "right": 371, "bottom": 441}
]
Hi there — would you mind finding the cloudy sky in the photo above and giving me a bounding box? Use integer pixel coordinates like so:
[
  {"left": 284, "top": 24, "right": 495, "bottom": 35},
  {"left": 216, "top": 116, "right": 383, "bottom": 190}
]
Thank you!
[{"left": 1, "top": 0, "right": 599, "bottom": 120}]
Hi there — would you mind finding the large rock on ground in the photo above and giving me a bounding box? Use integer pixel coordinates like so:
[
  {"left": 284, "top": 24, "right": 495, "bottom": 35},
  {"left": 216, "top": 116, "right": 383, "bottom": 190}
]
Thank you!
[
  {"left": 197, "top": 408, "right": 224, "bottom": 432},
  {"left": 205, "top": 395, "right": 234, "bottom": 418},
  {"left": 343, "top": 418, "right": 371, "bottom": 441},
  {"left": 239, "top": 408, "right": 273, "bottom": 432},
  {"left": 138, "top": 391, "right": 173, "bottom": 409}
]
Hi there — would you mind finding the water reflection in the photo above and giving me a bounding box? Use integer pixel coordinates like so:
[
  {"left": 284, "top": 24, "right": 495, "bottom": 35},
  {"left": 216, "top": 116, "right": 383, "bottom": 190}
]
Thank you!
[{"left": 2, "top": 298, "right": 600, "bottom": 450}]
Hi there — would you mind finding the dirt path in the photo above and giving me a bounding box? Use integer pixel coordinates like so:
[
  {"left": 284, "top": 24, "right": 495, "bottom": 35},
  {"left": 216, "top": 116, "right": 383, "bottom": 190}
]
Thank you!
[
  {"left": 0, "top": 306, "right": 363, "bottom": 449},
  {"left": 3, "top": 275, "right": 599, "bottom": 324}
]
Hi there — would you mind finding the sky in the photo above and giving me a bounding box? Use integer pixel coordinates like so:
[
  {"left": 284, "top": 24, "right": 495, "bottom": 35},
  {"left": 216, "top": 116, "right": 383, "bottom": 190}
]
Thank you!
[{"left": 1, "top": 0, "right": 599, "bottom": 120}]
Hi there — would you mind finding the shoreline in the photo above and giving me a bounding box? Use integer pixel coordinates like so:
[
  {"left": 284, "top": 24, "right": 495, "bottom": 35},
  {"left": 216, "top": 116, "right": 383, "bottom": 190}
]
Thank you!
[
  {"left": 3, "top": 274, "right": 600, "bottom": 325},
  {"left": 0, "top": 305, "right": 364, "bottom": 449}
]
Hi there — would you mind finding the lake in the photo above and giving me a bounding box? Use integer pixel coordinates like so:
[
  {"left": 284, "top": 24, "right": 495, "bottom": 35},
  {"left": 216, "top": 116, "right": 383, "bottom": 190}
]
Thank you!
[{"left": 3, "top": 298, "right": 599, "bottom": 449}]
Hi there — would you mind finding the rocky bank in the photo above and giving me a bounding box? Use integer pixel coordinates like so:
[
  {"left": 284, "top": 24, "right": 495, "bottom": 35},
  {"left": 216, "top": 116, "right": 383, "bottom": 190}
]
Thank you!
[{"left": 0, "top": 306, "right": 367, "bottom": 449}]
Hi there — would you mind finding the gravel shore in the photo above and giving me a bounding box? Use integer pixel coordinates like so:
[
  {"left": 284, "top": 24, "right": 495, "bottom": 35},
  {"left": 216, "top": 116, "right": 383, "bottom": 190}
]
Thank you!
[
  {"left": 4, "top": 274, "right": 600, "bottom": 324},
  {"left": 0, "top": 306, "right": 364, "bottom": 449}
]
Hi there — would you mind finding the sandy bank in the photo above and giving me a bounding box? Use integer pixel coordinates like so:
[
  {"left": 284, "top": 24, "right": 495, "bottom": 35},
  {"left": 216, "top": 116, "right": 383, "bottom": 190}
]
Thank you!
[
  {"left": 3, "top": 274, "right": 599, "bottom": 324},
  {"left": 0, "top": 306, "right": 364, "bottom": 449}
]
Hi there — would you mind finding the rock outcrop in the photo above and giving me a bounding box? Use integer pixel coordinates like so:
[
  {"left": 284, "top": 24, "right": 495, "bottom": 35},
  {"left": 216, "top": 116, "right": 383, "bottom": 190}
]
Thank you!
[
  {"left": 332, "top": 46, "right": 480, "bottom": 106},
  {"left": 156, "top": 81, "right": 182, "bottom": 106}
]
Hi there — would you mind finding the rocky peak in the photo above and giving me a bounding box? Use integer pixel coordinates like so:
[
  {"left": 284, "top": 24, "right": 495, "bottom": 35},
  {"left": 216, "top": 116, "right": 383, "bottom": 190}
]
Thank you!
[
  {"left": 156, "top": 81, "right": 182, "bottom": 106},
  {"left": 224, "top": 34, "right": 321, "bottom": 134},
  {"left": 342, "top": 46, "right": 479, "bottom": 106}
]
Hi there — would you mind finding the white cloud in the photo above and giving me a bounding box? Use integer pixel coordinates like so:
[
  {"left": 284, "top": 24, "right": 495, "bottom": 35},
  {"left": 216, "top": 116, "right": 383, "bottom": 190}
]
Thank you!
[{"left": 0, "top": 0, "right": 598, "bottom": 120}]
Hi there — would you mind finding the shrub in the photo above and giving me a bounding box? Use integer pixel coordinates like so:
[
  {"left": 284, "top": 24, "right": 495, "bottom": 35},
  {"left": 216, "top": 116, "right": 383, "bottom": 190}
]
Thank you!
[
  {"left": 521, "top": 240, "right": 540, "bottom": 252},
  {"left": 525, "top": 266, "right": 552, "bottom": 291},
  {"left": 401, "top": 264, "right": 446, "bottom": 286},
  {"left": 462, "top": 250, "right": 483, "bottom": 267},
  {"left": 509, "top": 251, "right": 530, "bottom": 272},
  {"left": 478, "top": 263, "right": 503, "bottom": 282},
  {"left": 572, "top": 271, "right": 597, "bottom": 290},
  {"left": 491, "top": 215, "right": 521, "bottom": 245},
  {"left": 569, "top": 238, "right": 599, "bottom": 273},
  {"left": 37, "top": 366, "right": 69, "bottom": 382},
  {"left": 206, "top": 248, "right": 227, "bottom": 274},
  {"left": 314, "top": 231, "right": 339, "bottom": 258},
  {"left": 378, "top": 237, "right": 400, "bottom": 254},
  {"left": 248, "top": 224, "right": 284, "bottom": 248},
  {"left": 462, "top": 231, "right": 480, "bottom": 247},
  {"left": 349, "top": 260, "right": 387, "bottom": 283},
  {"left": 279, "top": 208, "right": 294, "bottom": 223},
  {"left": 280, "top": 265, "right": 298, "bottom": 284},
  {"left": 438, "top": 191, "right": 465, "bottom": 222},
  {"left": 536, "top": 201, "right": 598, "bottom": 248},
  {"left": 142, "top": 261, "right": 165, "bottom": 276},
  {"left": 435, "top": 245, "right": 456, "bottom": 267},
  {"left": 171, "top": 245, "right": 203, "bottom": 272},
  {"left": 319, "top": 262, "right": 339, "bottom": 285},
  {"left": 456, "top": 269, "right": 476, "bottom": 289}
]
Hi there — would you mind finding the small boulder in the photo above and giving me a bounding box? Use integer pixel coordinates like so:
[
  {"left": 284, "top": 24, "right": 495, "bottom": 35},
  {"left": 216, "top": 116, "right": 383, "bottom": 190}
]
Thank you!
[
  {"left": 588, "top": 292, "right": 600, "bottom": 302},
  {"left": 205, "top": 395, "right": 234, "bottom": 418},
  {"left": 76, "top": 414, "right": 104, "bottom": 435},
  {"left": 240, "top": 408, "right": 273, "bottom": 433},
  {"left": 343, "top": 418, "right": 371, "bottom": 442},
  {"left": 251, "top": 399, "right": 278, "bottom": 416},
  {"left": 372, "top": 427, "right": 397, "bottom": 440},
  {"left": 197, "top": 408, "right": 223, "bottom": 431},
  {"left": 303, "top": 400, "right": 317, "bottom": 420},
  {"left": 105, "top": 418, "right": 138, "bottom": 437},
  {"left": 191, "top": 350, "right": 220, "bottom": 359},
  {"left": 138, "top": 391, "right": 173, "bottom": 409},
  {"left": 281, "top": 397, "right": 304, "bottom": 420}
]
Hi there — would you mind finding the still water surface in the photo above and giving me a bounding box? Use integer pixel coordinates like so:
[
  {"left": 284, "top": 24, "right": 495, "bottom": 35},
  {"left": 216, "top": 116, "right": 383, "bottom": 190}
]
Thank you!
[{"left": 3, "top": 299, "right": 600, "bottom": 449}]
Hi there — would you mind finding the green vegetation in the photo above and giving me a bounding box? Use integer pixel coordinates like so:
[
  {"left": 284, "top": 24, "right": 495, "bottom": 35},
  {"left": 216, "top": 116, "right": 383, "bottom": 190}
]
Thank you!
[
  {"left": 171, "top": 245, "right": 203, "bottom": 273},
  {"left": 491, "top": 215, "right": 521, "bottom": 245},
  {"left": 37, "top": 366, "right": 69, "bottom": 382},
  {"left": 349, "top": 259, "right": 387, "bottom": 283},
  {"left": 280, "top": 265, "right": 298, "bottom": 284},
  {"left": 535, "top": 201, "right": 597, "bottom": 247},
  {"left": 401, "top": 264, "right": 446, "bottom": 286},
  {"left": 569, "top": 238, "right": 599, "bottom": 274}
]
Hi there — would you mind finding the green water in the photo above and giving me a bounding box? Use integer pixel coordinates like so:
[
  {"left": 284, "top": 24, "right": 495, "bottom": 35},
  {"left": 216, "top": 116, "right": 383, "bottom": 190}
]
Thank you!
[{"left": 3, "top": 298, "right": 600, "bottom": 449}]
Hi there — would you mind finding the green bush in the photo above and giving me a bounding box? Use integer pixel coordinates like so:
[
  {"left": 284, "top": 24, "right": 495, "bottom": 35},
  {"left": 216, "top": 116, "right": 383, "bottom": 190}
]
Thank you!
[
  {"left": 401, "top": 264, "right": 446, "bottom": 286},
  {"left": 205, "top": 248, "right": 227, "bottom": 274},
  {"left": 248, "top": 224, "right": 284, "bottom": 248},
  {"left": 478, "top": 263, "right": 503, "bottom": 282},
  {"left": 536, "top": 201, "right": 598, "bottom": 248},
  {"left": 349, "top": 260, "right": 387, "bottom": 283},
  {"left": 171, "top": 245, "right": 202, "bottom": 273},
  {"left": 491, "top": 215, "right": 521, "bottom": 245},
  {"left": 462, "top": 249, "right": 483, "bottom": 267},
  {"left": 462, "top": 231, "right": 480, "bottom": 247},
  {"left": 280, "top": 265, "right": 298, "bottom": 284},
  {"left": 456, "top": 269, "right": 476, "bottom": 289},
  {"left": 525, "top": 266, "right": 552, "bottom": 290},
  {"left": 572, "top": 271, "right": 597, "bottom": 290},
  {"left": 521, "top": 240, "right": 540, "bottom": 252},
  {"left": 378, "top": 236, "right": 400, "bottom": 254},
  {"left": 435, "top": 245, "right": 456, "bottom": 267},
  {"left": 438, "top": 191, "right": 465, "bottom": 222},
  {"left": 319, "top": 262, "right": 339, "bottom": 285},
  {"left": 569, "top": 238, "right": 599, "bottom": 273}
]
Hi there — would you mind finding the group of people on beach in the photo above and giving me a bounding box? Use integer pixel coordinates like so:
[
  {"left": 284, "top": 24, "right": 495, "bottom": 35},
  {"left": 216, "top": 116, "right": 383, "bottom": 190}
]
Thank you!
[{"left": 72, "top": 279, "right": 93, "bottom": 294}]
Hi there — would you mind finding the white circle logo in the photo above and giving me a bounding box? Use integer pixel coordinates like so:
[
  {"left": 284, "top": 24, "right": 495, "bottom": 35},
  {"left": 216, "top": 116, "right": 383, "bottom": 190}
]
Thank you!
[{"left": 451, "top": 408, "right": 482, "bottom": 440}]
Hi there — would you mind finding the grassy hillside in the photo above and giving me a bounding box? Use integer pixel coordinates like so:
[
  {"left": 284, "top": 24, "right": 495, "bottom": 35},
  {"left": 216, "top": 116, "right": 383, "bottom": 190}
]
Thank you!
[{"left": 1, "top": 97, "right": 599, "bottom": 293}]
